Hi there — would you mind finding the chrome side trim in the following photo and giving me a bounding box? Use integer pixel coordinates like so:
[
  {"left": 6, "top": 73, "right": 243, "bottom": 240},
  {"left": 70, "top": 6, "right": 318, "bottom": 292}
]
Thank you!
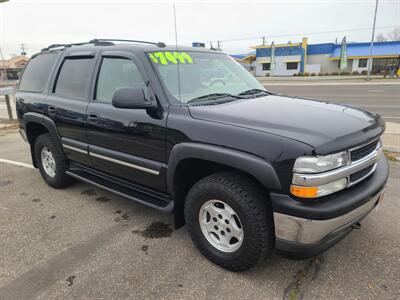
[
  {"left": 89, "top": 152, "right": 159, "bottom": 175},
  {"left": 273, "top": 188, "right": 383, "bottom": 244},
  {"left": 292, "top": 141, "right": 382, "bottom": 187},
  {"left": 62, "top": 144, "right": 87, "bottom": 155}
]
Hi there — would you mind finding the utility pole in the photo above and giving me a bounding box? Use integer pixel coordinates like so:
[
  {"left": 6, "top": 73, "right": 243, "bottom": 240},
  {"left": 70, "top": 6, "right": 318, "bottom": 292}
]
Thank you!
[
  {"left": 262, "top": 37, "right": 266, "bottom": 46},
  {"left": 20, "top": 43, "right": 27, "bottom": 56},
  {"left": 366, "top": 0, "right": 379, "bottom": 81},
  {"left": 217, "top": 41, "right": 221, "bottom": 51}
]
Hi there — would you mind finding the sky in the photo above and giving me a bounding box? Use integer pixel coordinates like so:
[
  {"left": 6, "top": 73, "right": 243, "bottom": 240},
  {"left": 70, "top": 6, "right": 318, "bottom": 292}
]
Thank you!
[{"left": 0, "top": 0, "right": 399, "bottom": 58}]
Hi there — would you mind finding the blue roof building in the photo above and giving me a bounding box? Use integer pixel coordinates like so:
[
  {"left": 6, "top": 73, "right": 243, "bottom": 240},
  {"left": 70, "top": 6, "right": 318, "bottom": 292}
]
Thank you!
[{"left": 235, "top": 38, "right": 400, "bottom": 76}]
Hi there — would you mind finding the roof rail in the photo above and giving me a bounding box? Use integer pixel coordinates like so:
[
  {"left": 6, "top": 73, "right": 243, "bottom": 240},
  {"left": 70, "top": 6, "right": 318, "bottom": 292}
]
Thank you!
[
  {"left": 41, "top": 40, "right": 114, "bottom": 52},
  {"left": 40, "top": 38, "right": 165, "bottom": 53},
  {"left": 89, "top": 38, "right": 166, "bottom": 48}
]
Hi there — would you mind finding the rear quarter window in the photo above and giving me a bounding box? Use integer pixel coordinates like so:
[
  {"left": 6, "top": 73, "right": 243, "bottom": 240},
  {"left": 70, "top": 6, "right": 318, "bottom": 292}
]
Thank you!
[{"left": 18, "top": 53, "right": 58, "bottom": 92}]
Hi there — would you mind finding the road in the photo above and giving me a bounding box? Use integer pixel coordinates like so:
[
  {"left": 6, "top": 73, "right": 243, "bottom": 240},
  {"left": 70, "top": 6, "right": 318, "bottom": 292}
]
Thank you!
[
  {"left": 264, "top": 84, "right": 400, "bottom": 123},
  {"left": 0, "top": 129, "right": 399, "bottom": 300}
]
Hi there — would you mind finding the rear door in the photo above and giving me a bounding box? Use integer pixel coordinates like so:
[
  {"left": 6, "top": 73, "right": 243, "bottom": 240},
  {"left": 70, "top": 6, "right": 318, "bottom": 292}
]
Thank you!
[
  {"left": 46, "top": 52, "right": 97, "bottom": 166},
  {"left": 86, "top": 51, "right": 167, "bottom": 192}
]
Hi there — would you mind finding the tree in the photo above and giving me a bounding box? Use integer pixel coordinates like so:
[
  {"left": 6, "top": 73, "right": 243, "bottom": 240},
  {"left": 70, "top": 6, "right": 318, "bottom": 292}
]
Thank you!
[
  {"left": 388, "top": 27, "right": 400, "bottom": 41},
  {"left": 377, "top": 27, "right": 400, "bottom": 42},
  {"left": 376, "top": 33, "right": 387, "bottom": 42}
]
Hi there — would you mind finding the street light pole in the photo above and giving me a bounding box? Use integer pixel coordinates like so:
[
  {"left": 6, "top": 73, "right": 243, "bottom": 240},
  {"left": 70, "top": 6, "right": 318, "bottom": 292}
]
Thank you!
[{"left": 366, "top": 0, "right": 379, "bottom": 81}]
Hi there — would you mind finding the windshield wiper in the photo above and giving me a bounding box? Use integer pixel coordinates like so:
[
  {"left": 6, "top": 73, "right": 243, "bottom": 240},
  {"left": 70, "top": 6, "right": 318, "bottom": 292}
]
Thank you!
[
  {"left": 238, "top": 89, "right": 270, "bottom": 96},
  {"left": 188, "top": 93, "right": 245, "bottom": 104}
]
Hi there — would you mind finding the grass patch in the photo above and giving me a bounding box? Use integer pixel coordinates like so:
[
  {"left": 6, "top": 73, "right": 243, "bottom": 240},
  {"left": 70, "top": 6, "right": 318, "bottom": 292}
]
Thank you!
[{"left": 384, "top": 150, "right": 400, "bottom": 162}]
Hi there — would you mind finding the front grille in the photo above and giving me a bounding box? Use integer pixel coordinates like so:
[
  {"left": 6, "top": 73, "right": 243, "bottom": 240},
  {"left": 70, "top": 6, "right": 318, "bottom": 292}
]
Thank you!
[
  {"left": 350, "top": 164, "right": 375, "bottom": 183},
  {"left": 350, "top": 140, "right": 379, "bottom": 162}
]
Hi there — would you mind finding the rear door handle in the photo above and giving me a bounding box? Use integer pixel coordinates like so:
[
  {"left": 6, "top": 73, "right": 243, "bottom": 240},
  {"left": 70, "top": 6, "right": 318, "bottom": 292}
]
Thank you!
[
  {"left": 48, "top": 106, "right": 57, "bottom": 114},
  {"left": 87, "top": 113, "right": 100, "bottom": 123}
]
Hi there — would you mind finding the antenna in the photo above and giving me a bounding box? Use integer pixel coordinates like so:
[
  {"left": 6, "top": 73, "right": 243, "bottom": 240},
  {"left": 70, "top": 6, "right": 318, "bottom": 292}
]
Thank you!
[{"left": 173, "top": 4, "right": 182, "bottom": 103}]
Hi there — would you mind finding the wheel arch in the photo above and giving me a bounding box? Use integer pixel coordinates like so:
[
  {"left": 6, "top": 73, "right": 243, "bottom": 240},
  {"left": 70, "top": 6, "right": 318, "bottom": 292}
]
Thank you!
[
  {"left": 22, "top": 113, "right": 63, "bottom": 168},
  {"left": 167, "top": 143, "right": 281, "bottom": 228}
]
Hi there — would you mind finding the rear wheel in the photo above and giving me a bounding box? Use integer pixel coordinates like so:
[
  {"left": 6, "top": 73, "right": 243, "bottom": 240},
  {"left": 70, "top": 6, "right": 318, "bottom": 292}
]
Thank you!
[
  {"left": 184, "top": 172, "right": 274, "bottom": 271},
  {"left": 35, "top": 133, "right": 74, "bottom": 188}
]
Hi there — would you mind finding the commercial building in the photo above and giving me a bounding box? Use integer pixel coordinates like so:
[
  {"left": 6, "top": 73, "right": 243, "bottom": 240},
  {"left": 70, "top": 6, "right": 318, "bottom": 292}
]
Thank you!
[
  {"left": 233, "top": 38, "right": 400, "bottom": 77},
  {"left": 0, "top": 55, "right": 29, "bottom": 81}
]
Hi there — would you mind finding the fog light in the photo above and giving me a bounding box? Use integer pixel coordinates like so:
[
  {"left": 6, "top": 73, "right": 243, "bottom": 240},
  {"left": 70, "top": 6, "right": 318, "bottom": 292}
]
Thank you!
[{"left": 291, "top": 178, "right": 347, "bottom": 198}]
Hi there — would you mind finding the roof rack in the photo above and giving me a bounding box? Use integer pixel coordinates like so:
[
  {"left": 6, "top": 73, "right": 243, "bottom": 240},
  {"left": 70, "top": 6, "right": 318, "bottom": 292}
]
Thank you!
[
  {"left": 40, "top": 40, "right": 114, "bottom": 52},
  {"left": 89, "top": 38, "right": 166, "bottom": 48},
  {"left": 40, "top": 38, "right": 166, "bottom": 53}
]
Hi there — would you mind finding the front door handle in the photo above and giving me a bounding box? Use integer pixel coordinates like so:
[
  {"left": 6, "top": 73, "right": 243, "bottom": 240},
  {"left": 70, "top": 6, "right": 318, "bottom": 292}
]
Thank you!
[
  {"left": 48, "top": 106, "right": 57, "bottom": 114},
  {"left": 87, "top": 113, "right": 100, "bottom": 123}
]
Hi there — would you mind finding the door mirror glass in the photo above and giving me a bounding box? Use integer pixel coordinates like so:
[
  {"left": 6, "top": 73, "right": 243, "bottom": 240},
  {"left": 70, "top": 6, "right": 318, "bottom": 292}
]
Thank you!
[{"left": 112, "top": 87, "right": 155, "bottom": 109}]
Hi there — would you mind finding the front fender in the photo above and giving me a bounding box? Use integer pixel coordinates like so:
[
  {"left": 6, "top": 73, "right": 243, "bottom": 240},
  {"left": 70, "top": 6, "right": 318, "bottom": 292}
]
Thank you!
[{"left": 167, "top": 142, "right": 282, "bottom": 196}]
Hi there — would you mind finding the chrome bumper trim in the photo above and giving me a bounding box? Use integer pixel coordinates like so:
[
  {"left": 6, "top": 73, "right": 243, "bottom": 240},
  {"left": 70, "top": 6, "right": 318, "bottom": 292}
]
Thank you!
[{"left": 273, "top": 187, "right": 384, "bottom": 244}]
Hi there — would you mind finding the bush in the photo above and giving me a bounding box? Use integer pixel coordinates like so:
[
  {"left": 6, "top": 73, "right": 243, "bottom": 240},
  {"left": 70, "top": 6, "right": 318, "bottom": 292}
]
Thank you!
[
  {"left": 265, "top": 73, "right": 270, "bottom": 77},
  {"left": 324, "top": 73, "right": 329, "bottom": 76},
  {"left": 293, "top": 73, "right": 298, "bottom": 76},
  {"left": 361, "top": 70, "right": 368, "bottom": 75},
  {"left": 303, "top": 72, "right": 310, "bottom": 76},
  {"left": 297, "top": 72, "right": 304, "bottom": 76},
  {"left": 318, "top": 72, "right": 323, "bottom": 76},
  {"left": 352, "top": 71, "right": 360, "bottom": 75},
  {"left": 310, "top": 72, "right": 316, "bottom": 76},
  {"left": 341, "top": 71, "right": 350, "bottom": 75},
  {"left": 331, "top": 71, "right": 339, "bottom": 76}
]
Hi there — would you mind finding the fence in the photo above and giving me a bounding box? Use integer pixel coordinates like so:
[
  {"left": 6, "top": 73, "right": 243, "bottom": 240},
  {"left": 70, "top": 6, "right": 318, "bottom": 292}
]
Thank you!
[{"left": 0, "top": 87, "right": 16, "bottom": 121}]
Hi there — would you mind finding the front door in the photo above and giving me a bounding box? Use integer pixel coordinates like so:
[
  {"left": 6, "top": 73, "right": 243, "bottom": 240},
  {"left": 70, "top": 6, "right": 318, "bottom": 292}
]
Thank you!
[{"left": 86, "top": 51, "right": 167, "bottom": 192}]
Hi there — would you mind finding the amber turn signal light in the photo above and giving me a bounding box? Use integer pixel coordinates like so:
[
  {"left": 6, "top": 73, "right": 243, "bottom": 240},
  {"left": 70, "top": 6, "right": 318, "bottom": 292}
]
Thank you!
[{"left": 290, "top": 185, "right": 318, "bottom": 198}]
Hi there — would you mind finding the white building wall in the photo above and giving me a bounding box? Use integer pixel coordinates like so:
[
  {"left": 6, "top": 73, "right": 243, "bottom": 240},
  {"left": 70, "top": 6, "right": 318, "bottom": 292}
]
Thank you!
[
  {"left": 306, "top": 54, "right": 339, "bottom": 74},
  {"left": 351, "top": 58, "right": 368, "bottom": 73},
  {"left": 255, "top": 55, "right": 300, "bottom": 76}
]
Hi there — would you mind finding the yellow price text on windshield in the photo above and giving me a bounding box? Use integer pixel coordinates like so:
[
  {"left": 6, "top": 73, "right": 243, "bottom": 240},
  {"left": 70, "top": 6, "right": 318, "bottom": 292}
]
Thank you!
[{"left": 148, "top": 52, "right": 194, "bottom": 65}]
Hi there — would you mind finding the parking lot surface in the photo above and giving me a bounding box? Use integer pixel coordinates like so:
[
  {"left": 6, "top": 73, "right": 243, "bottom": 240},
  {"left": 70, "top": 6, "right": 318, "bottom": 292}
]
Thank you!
[{"left": 0, "top": 130, "right": 399, "bottom": 300}]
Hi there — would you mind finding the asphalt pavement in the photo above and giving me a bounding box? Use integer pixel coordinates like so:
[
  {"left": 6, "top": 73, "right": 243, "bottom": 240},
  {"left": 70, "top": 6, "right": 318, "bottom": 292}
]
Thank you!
[
  {"left": 264, "top": 84, "right": 400, "bottom": 124},
  {"left": 0, "top": 130, "right": 399, "bottom": 300}
]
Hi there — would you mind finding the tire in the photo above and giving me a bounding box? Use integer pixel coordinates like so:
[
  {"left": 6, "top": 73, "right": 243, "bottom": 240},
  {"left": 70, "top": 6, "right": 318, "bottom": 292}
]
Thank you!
[
  {"left": 184, "top": 172, "right": 274, "bottom": 271},
  {"left": 34, "top": 133, "right": 74, "bottom": 188}
]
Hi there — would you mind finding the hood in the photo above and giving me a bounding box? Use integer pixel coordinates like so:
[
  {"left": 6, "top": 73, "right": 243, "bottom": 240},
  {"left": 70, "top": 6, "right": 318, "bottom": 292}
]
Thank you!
[{"left": 188, "top": 95, "right": 385, "bottom": 154}]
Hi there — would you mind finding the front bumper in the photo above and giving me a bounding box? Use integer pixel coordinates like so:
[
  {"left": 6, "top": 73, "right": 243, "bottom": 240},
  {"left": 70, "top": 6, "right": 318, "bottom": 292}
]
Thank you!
[{"left": 272, "top": 155, "right": 389, "bottom": 259}]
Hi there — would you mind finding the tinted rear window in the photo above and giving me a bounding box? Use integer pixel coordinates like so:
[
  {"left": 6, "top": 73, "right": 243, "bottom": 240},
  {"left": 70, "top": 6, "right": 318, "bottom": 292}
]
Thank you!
[
  {"left": 18, "top": 53, "right": 58, "bottom": 92},
  {"left": 54, "top": 58, "right": 93, "bottom": 100}
]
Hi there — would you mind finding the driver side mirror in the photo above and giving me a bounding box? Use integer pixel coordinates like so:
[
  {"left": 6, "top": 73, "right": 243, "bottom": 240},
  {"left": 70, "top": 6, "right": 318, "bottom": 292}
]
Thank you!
[{"left": 112, "top": 87, "right": 156, "bottom": 110}]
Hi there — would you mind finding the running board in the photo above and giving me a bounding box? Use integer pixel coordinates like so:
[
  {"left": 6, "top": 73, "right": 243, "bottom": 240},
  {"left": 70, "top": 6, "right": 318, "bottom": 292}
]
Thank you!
[{"left": 66, "top": 163, "right": 174, "bottom": 213}]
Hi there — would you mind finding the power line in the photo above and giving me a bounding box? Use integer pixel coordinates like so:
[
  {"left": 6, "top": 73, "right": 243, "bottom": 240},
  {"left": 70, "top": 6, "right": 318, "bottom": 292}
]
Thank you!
[{"left": 210, "top": 25, "right": 398, "bottom": 43}]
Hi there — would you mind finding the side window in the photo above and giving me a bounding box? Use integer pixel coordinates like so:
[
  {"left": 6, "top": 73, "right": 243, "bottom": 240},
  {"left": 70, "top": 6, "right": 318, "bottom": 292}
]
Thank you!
[
  {"left": 54, "top": 58, "right": 93, "bottom": 100},
  {"left": 18, "top": 53, "right": 58, "bottom": 92},
  {"left": 358, "top": 59, "right": 368, "bottom": 68},
  {"left": 95, "top": 57, "right": 147, "bottom": 103}
]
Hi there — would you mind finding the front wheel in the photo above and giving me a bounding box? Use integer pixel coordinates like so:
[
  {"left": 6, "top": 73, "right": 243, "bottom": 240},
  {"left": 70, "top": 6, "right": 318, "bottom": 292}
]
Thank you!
[{"left": 184, "top": 172, "right": 274, "bottom": 271}]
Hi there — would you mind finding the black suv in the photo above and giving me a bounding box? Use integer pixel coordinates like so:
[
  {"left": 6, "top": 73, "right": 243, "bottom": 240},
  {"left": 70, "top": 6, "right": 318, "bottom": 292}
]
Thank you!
[{"left": 16, "top": 39, "right": 389, "bottom": 271}]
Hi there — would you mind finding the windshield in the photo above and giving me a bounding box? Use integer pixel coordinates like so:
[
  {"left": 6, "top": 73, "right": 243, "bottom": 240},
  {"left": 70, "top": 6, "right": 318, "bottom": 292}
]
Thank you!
[{"left": 148, "top": 51, "right": 266, "bottom": 104}]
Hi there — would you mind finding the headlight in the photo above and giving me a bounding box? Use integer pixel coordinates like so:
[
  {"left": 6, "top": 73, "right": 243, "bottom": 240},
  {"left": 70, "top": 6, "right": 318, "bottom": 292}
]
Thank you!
[{"left": 293, "top": 151, "right": 349, "bottom": 174}]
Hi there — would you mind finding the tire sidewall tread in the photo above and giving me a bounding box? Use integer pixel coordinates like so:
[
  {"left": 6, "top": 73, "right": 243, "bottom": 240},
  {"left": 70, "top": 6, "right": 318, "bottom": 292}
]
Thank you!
[
  {"left": 184, "top": 172, "right": 274, "bottom": 271},
  {"left": 34, "top": 133, "right": 73, "bottom": 188}
]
